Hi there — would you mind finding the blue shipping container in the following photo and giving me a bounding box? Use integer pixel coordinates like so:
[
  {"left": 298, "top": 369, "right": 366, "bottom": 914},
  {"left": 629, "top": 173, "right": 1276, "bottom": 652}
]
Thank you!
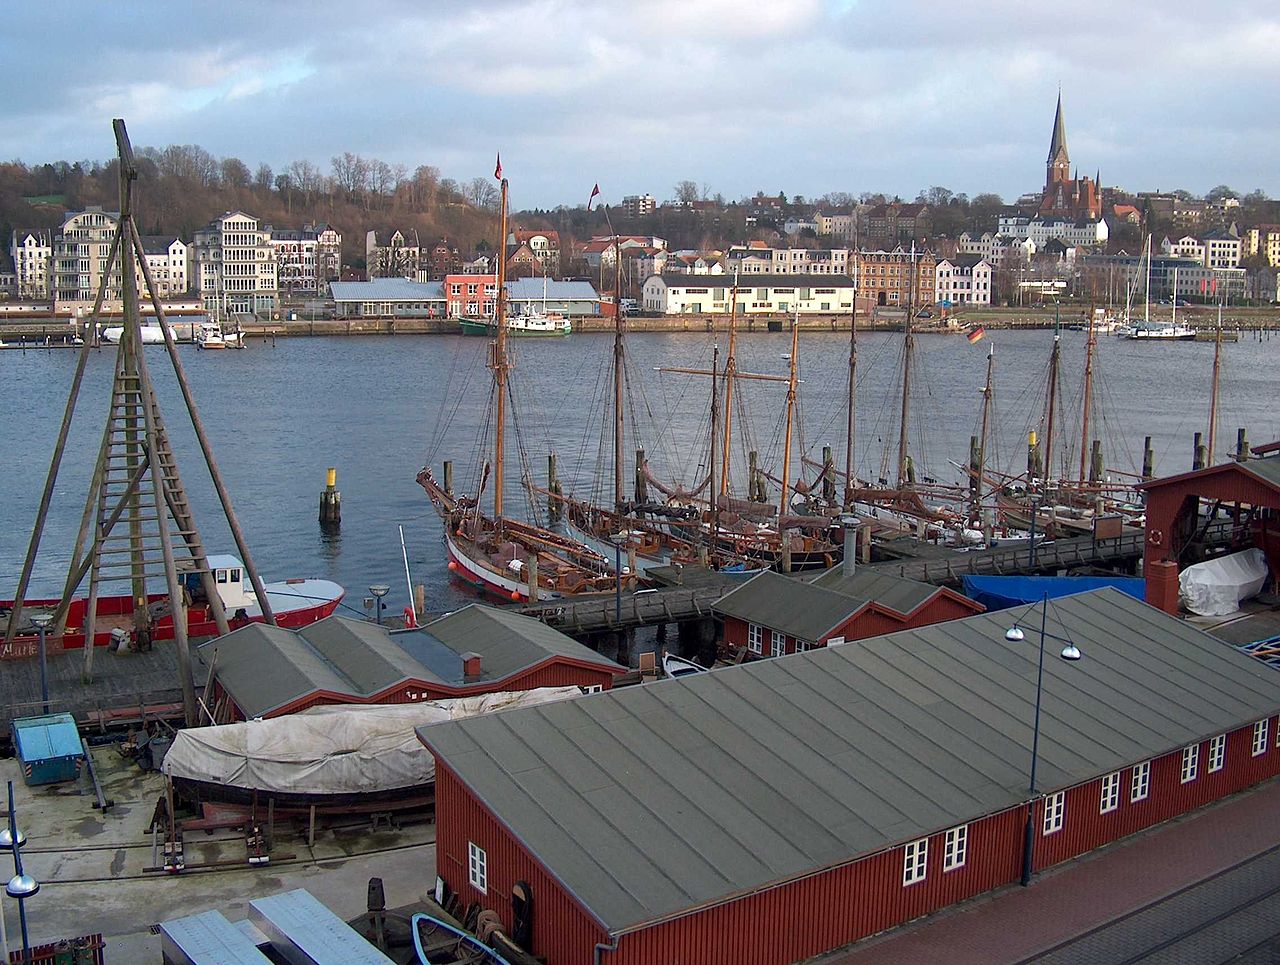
[{"left": 12, "top": 713, "right": 84, "bottom": 786}]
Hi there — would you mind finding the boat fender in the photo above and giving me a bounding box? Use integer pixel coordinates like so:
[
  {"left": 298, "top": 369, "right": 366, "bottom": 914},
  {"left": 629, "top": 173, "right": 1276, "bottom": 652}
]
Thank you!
[
  {"left": 1148, "top": 528, "right": 1163, "bottom": 546},
  {"left": 403, "top": 606, "right": 417, "bottom": 628}
]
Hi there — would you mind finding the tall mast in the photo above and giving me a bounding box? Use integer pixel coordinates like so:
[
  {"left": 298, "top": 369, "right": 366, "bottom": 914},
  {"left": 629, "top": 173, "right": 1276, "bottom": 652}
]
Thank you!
[
  {"left": 896, "top": 246, "right": 915, "bottom": 489},
  {"left": 719, "top": 273, "right": 740, "bottom": 497},
  {"left": 1143, "top": 234, "right": 1151, "bottom": 325},
  {"left": 1207, "top": 301, "right": 1223, "bottom": 464},
  {"left": 779, "top": 310, "right": 800, "bottom": 520},
  {"left": 1043, "top": 311, "right": 1061, "bottom": 485},
  {"left": 710, "top": 343, "right": 720, "bottom": 547},
  {"left": 490, "top": 174, "right": 510, "bottom": 528},
  {"left": 1077, "top": 305, "right": 1097, "bottom": 486},
  {"left": 844, "top": 276, "right": 858, "bottom": 508},
  {"left": 1171, "top": 266, "right": 1179, "bottom": 327},
  {"left": 974, "top": 344, "right": 995, "bottom": 524},
  {"left": 612, "top": 216, "right": 625, "bottom": 510}
]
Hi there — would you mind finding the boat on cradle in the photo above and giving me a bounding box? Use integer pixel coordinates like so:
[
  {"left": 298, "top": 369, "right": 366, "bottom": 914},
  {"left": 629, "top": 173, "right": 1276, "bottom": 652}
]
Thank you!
[
  {"left": 195, "top": 320, "right": 244, "bottom": 349},
  {"left": 101, "top": 322, "right": 176, "bottom": 344},
  {"left": 1, "top": 554, "right": 344, "bottom": 651},
  {"left": 459, "top": 311, "right": 571, "bottom": 337},
  {"left": 662, "top": 651, "right": 708, "bottom": 679},
  {"left": 413, "top": 913, "right": 517, "bottom": 965}
]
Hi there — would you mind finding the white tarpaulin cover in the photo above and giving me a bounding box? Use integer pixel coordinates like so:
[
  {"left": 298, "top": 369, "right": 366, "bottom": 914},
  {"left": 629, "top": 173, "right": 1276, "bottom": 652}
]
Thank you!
[
  {"left": 162, "top": 687, "right": 582, "bottom": 795},
  {"left": 1179, "top": 548, "right": 1270, "bottom": 617}
]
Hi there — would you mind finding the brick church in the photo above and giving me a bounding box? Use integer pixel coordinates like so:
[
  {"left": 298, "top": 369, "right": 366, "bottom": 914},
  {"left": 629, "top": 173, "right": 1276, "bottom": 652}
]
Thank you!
[{"left": 1039, "top": 94, "right": 1102, "bottom": 220}]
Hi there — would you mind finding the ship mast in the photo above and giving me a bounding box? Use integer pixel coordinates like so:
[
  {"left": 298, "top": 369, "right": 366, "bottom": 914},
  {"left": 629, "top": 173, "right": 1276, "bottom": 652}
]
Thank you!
[
  {"left": 1077, "top": 305, "right": 1097, "bottom": 486},
  {"left": 719, "top": 273, "right": 740, "bottom": 498},
  {"left": 710, "top": 343, "right": 720, "bottom": 549},
  {"left": 1143, "top": 234, "right": 1152, "bottom": 326},
  {"left": 896, "top": 246, "right": 915, "bottom": 489},
  {"left": 1207, "top": 301, "right": 1223, "bottom": 464},
  {"left": 779, "top": 309, "right": 801, "bottom": 520},
  {"left": 974, "top": 344, "right": 995, "bottom": 525},
  {"left": 844, "top": 276, "right": 858, "bottom": 509},
  {"left": 1043, "top": 309, "right": 1061, "bottom": 486},
  {"left": 612, "top": 218, "right": 625, "bottom": 511},
  {"left": 490, "top": 173, "right": 510, "bottom": 530}
]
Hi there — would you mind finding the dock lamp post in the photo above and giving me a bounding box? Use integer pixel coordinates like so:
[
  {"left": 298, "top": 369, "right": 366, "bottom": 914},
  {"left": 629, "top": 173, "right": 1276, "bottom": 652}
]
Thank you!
[
  {"left": 28, "top": 614, "right": 52, "bottom": 715},
  {"left": 2, "top": 782, "right": 36, "bottom": 964},
  {"left": 369, "top": 585, "right": 390, "bottom": 625},
  {"left": 1007, "top": 595, "right": 1082, "bottom": 887}
]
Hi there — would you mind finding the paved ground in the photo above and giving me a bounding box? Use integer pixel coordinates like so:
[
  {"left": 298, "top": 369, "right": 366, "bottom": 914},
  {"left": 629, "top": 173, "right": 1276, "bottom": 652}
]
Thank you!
[{"left": 821, "top": 776, "right": 1280, "bottom": 964}]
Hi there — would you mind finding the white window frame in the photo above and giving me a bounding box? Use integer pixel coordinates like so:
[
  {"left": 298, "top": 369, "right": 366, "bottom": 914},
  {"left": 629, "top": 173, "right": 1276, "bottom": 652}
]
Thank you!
[
  {"left": 467, "top": 841, "right": 487, "bottom": 894},
  {"left": 747, "top": 623, "right": 762, "bottom": 655},
  {"left": 1254, "top": 719, "right": 1270, "bottom": 757},
  {"left": 770, "top": 629, "right": 786, "bottom": 657},
  {"left": 1042, "top": 791, "right": 1064, "bottom": 835},
  {"left": 943, "top": 825, "right": 967, "bottom": 872},
  {"left": 1100, "top": 771, "right": 1120, "bottom": 813},
  {"left": 581, "top": 684, "right": 603, "bottom": 694},
  {"left": 902, "top": 837, "right": 928, "bottom": 886},
  {"left": 1209, "top": 734, "right": 1226, "bottom": 772},
  {"left": 1131, "top": 760, "right": 1151, "bottom": 802},
  {"left": 1181, "top": 743, "right": 1199, "bottom": 784}
]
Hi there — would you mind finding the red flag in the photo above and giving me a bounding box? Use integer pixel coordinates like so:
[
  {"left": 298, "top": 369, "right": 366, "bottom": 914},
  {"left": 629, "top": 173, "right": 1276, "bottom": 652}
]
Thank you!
[
  {"left": 588, "top": 183, "right": 600, "bottom": 210},
  {"left": 1210, "top": 277, "right": 1217, "bottom": 295},
  {"left": 1199, "top": 278, "right": 1207, "bottom": 294},
  {"left": 494, "top": 153, "right": 503, "bottom": 181}
]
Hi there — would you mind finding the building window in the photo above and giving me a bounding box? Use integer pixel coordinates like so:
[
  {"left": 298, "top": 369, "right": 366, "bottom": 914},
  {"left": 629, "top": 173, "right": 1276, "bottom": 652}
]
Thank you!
[
  {"left": 1131, "top": 760, "right": 1151, "bottom": 802},
  {"left": 795, "top": 640, "right": 812, "bottom": 653},
  {"left": 1043, "top": 791, "right": 1064, "bottom": 835},
  {"left": 747, "top": 623, "right": 762, "bottom": 654},
  {"left": 581, "top": 684, "right": 603, "bottom": 694},
  {"left": 943, "top": 825, "right": 967, "bottom": 871},
  {"left": 1209, "top": 734, "right": 1226, "bottom": 771},
  {"left": 467, "top": 842, "right": 487, "bottom": 893},
  {"left": 1181, "top": 743, "right": 1200, "bottom": 783},
  {"left": 770, "top": 630, "right": 785, "bottom": 657},
  {"left": 902, "top": 838, "right": 927, "bottom": 886},
  {"left": 1254, "top": 719, "right": 1270, "bottom": 756},
  {"left": 1100, "top": 771, "right": 1120, "bottom": 813}
]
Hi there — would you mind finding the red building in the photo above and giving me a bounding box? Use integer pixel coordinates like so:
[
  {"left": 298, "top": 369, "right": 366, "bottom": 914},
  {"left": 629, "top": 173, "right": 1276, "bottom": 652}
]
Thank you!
[
  {"left": 442, "top": 273, "right": 496, "bottom": 318},
  {"left": 1038, "top": 94, "right": 1102, "bottom": 221},
  {"left": 419, "top": 589, "right": 1280, "bottom": 965},
  {"left": 714, "top": 567, "right": 983, "bottom": 657},
  {"left": 1138, "top": 454, "right": 1280, "bottom": 613},
  {"left": 202, "top": 606, "right": 624, "bottom": 721}
]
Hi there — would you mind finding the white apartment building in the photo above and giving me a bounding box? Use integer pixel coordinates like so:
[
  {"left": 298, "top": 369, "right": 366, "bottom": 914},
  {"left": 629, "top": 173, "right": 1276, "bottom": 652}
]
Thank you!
[
  {"left": 997, "top": 216, "right": 1108, "bottom": 248},
  {"left": 935, "top": 255, "right": 993, "bottom": 306},
  {"left": 723, "top": 246, "right": 850, "bottom": 275},
  {"left": 137, "top": 236, "right": 191, "bottom": 298},
  {"left": 53, "top": 207, "right": 120, "bottom": 304},
  {"left": 783, "top": 216, "right": 819, "bottom": 235},
  {"left": 642, "top": 273, "right": 854, "bottom": 315},
  {"left": 10, "top": 229, "right": 52, "bottom": 299},
  {"left": 1202, "top": 226, "right": 1242, "bottom": 270},
  {"left": 1160, "top": 235, "right": 1206, "bottom": 263},
  {"left": 957, "top": 231, "right": 1037, "bottom": 268},
  {"left": 193, "top": 212, "right": 280, "bottom": 316},
  {"left": 816, "top": 212, "right": 856, "bottom": 241},
  {"left": 366, "top": 229, "right": 420, "bottom": 280},
  {"left": 268, "top": 223, "right": 342, "bottom": 294},
  {"left": 621, "top": 194, "right": 656, "bottom": 218}
]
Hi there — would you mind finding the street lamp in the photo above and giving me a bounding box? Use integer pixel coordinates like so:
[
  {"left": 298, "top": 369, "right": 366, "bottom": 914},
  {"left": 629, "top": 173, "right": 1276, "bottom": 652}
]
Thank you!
[
  {"left": 368, "top": 585, "right": 390, "bottom": 625},
  {"left": 1007, "top": 595, "right": 1083, "bottom": 886},
  {"left": 1, "top": 782, "right": 36, "bottom": 964},
  {"left": 28, "top": 614, "right": 52, "bottom": 715}
]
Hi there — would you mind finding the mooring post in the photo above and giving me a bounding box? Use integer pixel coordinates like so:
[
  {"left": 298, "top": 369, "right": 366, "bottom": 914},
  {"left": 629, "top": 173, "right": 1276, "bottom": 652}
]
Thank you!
[
  {"left": 319, "top": 467, "right": 341, "bottom": 530},
  {"left": 780, "top": 529, "right": 793, "bottom": 573},
  {"left": 443, "top": 460, "right": 453, "bottom": 497},
  {"left": 1192, "top": 432, "right": 1205, "bottom": 471},
  {"left": 413, "top": 584, "right": 426, "bottom": 616},
  {"left": 1089, "top": 440, "right": 1103, "bottom": 484},
  {"left": 634, "top": 448, "right": 648, "bottom": 505},
  {"left": 527, "top": 557, "right": 539, "bottom": 603},
  {"left": 547, "top": 453, "right": 561, "bottom": 520},
  {"left": 1141, "top": 436, "right": 1154, "bottom": 481},
  {"left": 1237, "top": 428, "right": 1250, "bottom": 462}
]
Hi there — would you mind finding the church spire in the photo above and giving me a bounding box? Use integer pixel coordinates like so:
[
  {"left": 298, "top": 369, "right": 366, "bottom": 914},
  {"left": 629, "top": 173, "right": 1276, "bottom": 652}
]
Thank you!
[{"left": 1048, "top": 92, "right": 1068, "bottom": 164}]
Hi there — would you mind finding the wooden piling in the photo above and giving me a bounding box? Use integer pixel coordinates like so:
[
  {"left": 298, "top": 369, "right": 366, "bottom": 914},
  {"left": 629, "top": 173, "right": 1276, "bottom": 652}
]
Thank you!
[
  {"left": 1142, "top": 436, "right": 1154, "bottom": 481},
  {"left": 527, "top": 557, "right": 539, "bottom": 603},
  {"left": 547, "top": 453, "right": 561, "bottom": 520},
  {"left": 1237, "top": 428, "right": 1250, "bottom": 462},
  {"left": 413, "top": 583, "right": 426, "bottom": 616},
  {"left": 634, "top": 448, "right": 648, "bottom": 504},
  {"left": 318, "top": 467, "right": 341, "bottom": 529},
  {"left": 1193, "top": 432, "right": 1205, "bottom": 471},
  {"left": 1089, "top": 439, "right": 1103, "bottom": 484},
  {"left": 443, "top": 460, "right": 453, "bottom": 496}
]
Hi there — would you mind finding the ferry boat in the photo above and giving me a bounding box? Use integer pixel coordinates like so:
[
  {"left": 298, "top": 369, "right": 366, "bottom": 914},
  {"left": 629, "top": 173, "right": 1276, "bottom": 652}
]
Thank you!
[
  {"left": 459, "top": 310, "right": 571, "bottom": 337},
  {"left": 2, "top": 555, "right": 344, "bottom": 654}
]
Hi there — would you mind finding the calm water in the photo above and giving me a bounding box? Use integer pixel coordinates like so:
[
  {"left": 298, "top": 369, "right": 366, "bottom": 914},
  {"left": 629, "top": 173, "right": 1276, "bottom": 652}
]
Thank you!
[{"left": 1, "top": 329, "right": 1277, "bottom": 617}]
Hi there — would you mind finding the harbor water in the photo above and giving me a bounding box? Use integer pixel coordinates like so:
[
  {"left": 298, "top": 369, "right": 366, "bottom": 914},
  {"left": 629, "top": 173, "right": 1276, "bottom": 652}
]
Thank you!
[{"left": 2, "top": 329, "right": 1277, "bottom": 620}]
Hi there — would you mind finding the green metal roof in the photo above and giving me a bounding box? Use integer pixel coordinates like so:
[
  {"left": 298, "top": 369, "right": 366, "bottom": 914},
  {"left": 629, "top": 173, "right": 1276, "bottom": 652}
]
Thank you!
[
  {"left": 419, "top": 589, "right": 1280, "bottom": 935},
  {"left": 713, "top": 571, "right": 865, "bottom": 641},
  {"left": 808, "top": 566, "right": 944, "bottom": 614}
]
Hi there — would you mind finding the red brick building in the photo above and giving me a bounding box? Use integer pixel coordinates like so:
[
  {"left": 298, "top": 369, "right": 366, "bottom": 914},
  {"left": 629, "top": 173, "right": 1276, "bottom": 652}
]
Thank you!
[
  {"left": 714, "top": 568, "right": 983, "bottom": 657},
  {"left": 419, "top": 589, "right": 1280, "bottom": 965},
  {"left": 202, "top": 606, "right": 624, "bottom": 721},
  {"left": 442, "top": 273, "right": 496, "bottom": 318}
]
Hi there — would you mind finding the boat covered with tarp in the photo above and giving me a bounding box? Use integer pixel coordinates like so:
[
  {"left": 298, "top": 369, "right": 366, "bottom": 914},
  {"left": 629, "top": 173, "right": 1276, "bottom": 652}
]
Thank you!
[
  {"left": 1179, "top": 548, "right": 1270, "bottom": 617},
  {"left": 962, "top": 574, "right": 1146, "bottom": 611}
]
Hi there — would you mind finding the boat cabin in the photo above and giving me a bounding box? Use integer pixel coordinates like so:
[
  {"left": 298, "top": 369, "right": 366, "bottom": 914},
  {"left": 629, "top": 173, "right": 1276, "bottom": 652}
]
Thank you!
[{"left": 188, "top": 555, "right": 252, "bottom": 611}]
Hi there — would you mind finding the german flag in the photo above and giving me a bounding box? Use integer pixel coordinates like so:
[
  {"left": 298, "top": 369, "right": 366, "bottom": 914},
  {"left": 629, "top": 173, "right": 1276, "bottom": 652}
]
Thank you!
[{"left": 966, "top": 325, "right": 986, "bottom": 344}]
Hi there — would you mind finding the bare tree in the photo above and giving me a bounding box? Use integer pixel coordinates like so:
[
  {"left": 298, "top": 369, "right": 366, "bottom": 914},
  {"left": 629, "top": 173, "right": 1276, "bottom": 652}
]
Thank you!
[
  {"left": 254, "top": 163, "right": 273, "bottom": 192},
  {"left": 467, "top": 177, "right": 498, "bottom": 209},
  {"left": 674, "top": 180, "right": 699, "bottom": 203},
  {"left": 220, "top": 157, "right": 252, "bottom": 188}
]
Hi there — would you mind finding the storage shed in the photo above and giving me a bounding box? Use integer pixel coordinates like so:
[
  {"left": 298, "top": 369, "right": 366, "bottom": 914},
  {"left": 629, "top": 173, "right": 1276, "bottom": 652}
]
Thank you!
[
  {"left": 420, "top": 589, "right": 1280, "bottom": 965},
  {"left": 12, "top": 713, "right": 84, "bottom": 786}
]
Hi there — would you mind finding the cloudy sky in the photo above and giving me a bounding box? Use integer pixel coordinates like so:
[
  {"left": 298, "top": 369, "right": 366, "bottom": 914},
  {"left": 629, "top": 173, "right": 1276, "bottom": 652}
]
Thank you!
[{"left": 4, "top": 1, "right": 1278, "bottom": 209}]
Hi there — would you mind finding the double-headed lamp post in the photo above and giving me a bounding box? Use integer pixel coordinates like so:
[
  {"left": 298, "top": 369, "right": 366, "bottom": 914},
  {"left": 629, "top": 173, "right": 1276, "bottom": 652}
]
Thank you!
[
  {"left": 1007, "top": 594, "right": 1082, "bottom": 887},
  {"left": 2, "top": 781, "right": 36, "bottom": 964},
  {"left": 369, "top": 584, "right": 390, "bottom": 625}
]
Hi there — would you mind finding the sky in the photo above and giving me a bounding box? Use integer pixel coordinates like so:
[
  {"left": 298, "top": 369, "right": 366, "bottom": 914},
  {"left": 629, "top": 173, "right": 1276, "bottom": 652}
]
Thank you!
[{"left": 4, "top": 0, "right": 1279, "bottom": 210}]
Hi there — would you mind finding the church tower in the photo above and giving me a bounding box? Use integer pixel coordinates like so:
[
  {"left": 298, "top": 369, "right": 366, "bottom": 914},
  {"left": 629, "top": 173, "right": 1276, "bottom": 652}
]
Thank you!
[{"left": 1046, "top": 93, "right": 1071, "bottom": 191}]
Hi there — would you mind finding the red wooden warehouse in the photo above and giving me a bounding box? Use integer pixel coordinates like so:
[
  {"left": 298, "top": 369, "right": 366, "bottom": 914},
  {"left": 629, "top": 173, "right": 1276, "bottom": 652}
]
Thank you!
[
  {"left": 419, "top": 589, "right": 1280, "bottom": 965},
  {"left": 714, "top": 565, "right": 983, "bottom": 657},
  {"left": 202, "top": 605, "right": 623, "bottom": 722}
]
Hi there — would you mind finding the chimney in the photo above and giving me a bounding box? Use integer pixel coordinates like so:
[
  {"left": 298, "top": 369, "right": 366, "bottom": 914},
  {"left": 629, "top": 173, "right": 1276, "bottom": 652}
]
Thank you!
[
  {"left": 462, "top": 652, "right": 482, "bottom": 678},
  {"left": 843, "top": 524, "right": 858, "bottom": 578}
]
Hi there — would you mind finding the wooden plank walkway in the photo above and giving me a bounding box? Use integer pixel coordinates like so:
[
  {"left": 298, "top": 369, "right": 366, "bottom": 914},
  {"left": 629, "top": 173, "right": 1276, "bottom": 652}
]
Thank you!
[{"left": 520, "top": 586, "right": 723, "bottom": 634}]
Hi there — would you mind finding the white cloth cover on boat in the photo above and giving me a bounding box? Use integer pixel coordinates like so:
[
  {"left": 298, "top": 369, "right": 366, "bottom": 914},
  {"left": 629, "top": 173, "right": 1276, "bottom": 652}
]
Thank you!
[
  {"left": 1178, "top": 548, "right": 1270, "bottom": 616},
  {"left": 161, "top": 687, "right": 581, "bottom": 795}
]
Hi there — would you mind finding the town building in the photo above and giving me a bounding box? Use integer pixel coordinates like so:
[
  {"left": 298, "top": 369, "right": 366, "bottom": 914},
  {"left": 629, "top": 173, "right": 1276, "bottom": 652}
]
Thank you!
[
  {"left": 137, "top": 236, "right": 191, "bottom": 299},
  {"left": 633, "top": 250, "right": 722, "bottom": 279},
  {"left": 715, "top": 568, "right": 983, "bottom": 657},
  {"left": 854, "top": 247, "right": 937, "bottom": 308},
  {"left": 418, "top": 588, "right": 1280, "bottom": 965},
  {"left": 957, "top": 231, "right": 1037, "bottom": 268},
  {"left": 506, "top": 228, "right": 561, "bottom": 277},
  {"left": 53, "top": 206, "right": 120, "bottom": 304},
  {"left": 864, "top": 202, "right": 931, "bottom": 244},
  {"left": 506, "top": 278, "right": 601, "bottom": 317},
  {"left": 783, "top": 216, "right": 820, "bottom": 236},
  {"left": 1202, "top": 225, "right": 1243, "bottom": 270},
  {"left": 1160, "top": 235, "right": 1207, "bottom": 263},
  {"left": 267, "top": 223, "right": 342, "bottom": 295},
  {"left": 1039, "top": 95, "right": 1102, "bottom": 220},
  {"left": 202, "top": 606, "right": 625, "bottom": 720},
  {"left": 365, "top": 229, "right": 421, "bottom": 280},
  {"left": 723, "top": 246, "right": 850, "bottom": 276},
  {"left": 621, "top": 194, "right": 656, "bottom": 218},
  {"left": 816, "top": 211, "right": 857, "bottom": 241},
  {"left": 582, "top": 235, "right": 666, "bottom": 270},
  {"left": 9, "top": 229, "right": 52, "bottom": 299},
  {"left": 998, "top": 215, "right": 1108, "bottom": 249},
  {"left": 443, "top": 274, "right": 497, "bottom": 318},
  {"left": 330, "top": 278, "right": 446, "bottom": 318},
  {"left": 641, "top": 273, "right": 854, "bottom": 315},
  {"left": 192, "top": 212, "right": 280, "bottom": 316},
  {"left": 935, "top": 254, "right": 994, "bottom": 306},
  {"left": 1243, "top": 225, "right": 1280, "bottom": 267},
  {"left": 1079, "top": 253, "right": 1246, "bottom": 302}
]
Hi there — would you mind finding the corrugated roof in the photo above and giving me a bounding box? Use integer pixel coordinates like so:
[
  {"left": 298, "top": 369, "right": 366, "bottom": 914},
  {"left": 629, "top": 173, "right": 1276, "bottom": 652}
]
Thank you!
[
  {"left": 330, "top": 279, "right": 444, "bottom": 301},
  {"left": 808, "top": 567, "right": 943, "bottom": 615},
  {"left": 714, "top": 571, "right": 864, "bottom": 641},
  {"left": 506, "top": 279, "right": 599, "bottom": 301},
  {"left": 1244, "top": 456, "right": 1280, "bottom": 488},
  {"left": 202, "top": 623, "right": 354, "bottom": 717},
  {"left": 419, "top": 589, "right": 1280, "bottom": 935},
  {"left": 657, "top": 273, "right": 855, "bottom": 288}
]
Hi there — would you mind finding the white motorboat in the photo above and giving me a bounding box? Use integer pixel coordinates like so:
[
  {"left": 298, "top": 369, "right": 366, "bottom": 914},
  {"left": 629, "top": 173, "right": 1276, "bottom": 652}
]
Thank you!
[
  {"left": 195, "top": 320, "right": 244, "bottom": 350},
  {"left": 661, "top": 651, "right": 709, "bottom": 679},
  {"left": 1126, "top": 322, "right": 1196, "bottom": 340}
]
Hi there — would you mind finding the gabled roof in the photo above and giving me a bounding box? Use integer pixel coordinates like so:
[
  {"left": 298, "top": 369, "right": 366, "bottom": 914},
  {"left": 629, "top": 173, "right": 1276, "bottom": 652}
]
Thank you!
[
  {"left": 506, "top": 278, "right": 599, "bottom": 301},
  {"left": 1136, "top": 455, "right": 1280, "bottom": 493},
  {"left": 807, "top": 566, "right": 969, "bottom": 616},
  {"left": 330, "top": 279, "right": 444, "bottom": 301},
  {"left": 419, "top": 589, "right": 1280, "bottom": 936},
  {"left": 138, "top": 235, "right": 183, "bottom": 255},
  {"left": 714, "top": 571, "right": 868, "bottom": 641}
]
